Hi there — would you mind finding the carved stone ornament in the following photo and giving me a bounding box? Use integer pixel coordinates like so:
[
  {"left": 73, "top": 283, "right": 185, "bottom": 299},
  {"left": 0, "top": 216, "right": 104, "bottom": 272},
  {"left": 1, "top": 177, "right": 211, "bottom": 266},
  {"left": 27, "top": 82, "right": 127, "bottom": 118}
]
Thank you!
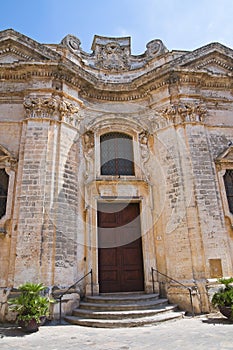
[
  {"left": 0, "top": 145, "right": 17, "bottom": 170},
  {"left": 139, "top": 130, "right": 150, "bottom": 181},
  {"left": 94, "top": 38, "right": 130, "bottom": 71},
  {"left": 23, "top": 96, "right": 82, "bottom": 128},
  {"left": 161, "top": 103, "right": 207, "bottom": 125},
  {"left": 146, "top": 39, "right": 168, "bottom": 59},
  {"left": 24, "top": 96, "right": 59, "bottom": 119},
  {"left": 83, "top": 131, "right": 95, "bottom": 180},
  {"left": 61, "top": 34, "right": 81, "bottom": 52}
]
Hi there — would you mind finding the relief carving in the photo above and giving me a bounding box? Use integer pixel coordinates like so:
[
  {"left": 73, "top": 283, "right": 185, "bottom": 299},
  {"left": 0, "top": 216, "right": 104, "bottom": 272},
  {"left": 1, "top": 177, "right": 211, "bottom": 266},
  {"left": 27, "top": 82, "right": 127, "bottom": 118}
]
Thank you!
[
  {"left": 59, "top": 100, "right": 82, "bottom": 128},
  {"left": 139, "top": 131, "right": 150, "bottom": 181},
  {"left": 61, "top": 34, "right": 81, "bottom": 52},
  {"left": 146, "top": 39, "right": 168, "bottom": 59},
  {"left": 24, "top": 96, "right": 59, "bottom": 119},
  {"left": 23, "top": 96, "right": 82, "bottom": 128},
  {"left": 83, "top": 131, "right": 95, "bottom": 180},
  {"left": 95, "top": 41, "right": 130, "bottom": 71},
  {"left": 161, "top": 103, "right": 207, "bottom": 125},
  {"left": 0, "top": 145, "right": 17, "bottom": 170}
]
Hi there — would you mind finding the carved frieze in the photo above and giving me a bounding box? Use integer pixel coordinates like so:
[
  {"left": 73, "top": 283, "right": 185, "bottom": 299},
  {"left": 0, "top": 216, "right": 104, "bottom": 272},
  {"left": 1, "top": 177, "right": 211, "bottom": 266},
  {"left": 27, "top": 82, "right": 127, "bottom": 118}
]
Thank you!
[{"left": 23, "top": 96, "right": 82, "bottom": 128}]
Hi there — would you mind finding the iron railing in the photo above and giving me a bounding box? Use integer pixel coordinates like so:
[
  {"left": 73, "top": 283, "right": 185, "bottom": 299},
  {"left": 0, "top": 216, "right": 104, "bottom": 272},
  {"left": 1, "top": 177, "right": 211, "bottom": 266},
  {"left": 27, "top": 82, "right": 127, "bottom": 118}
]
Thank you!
[
  {"left": 53, "top": 269, "right": 93, "bottom": 323},
  {"left": 151, "top": 267, "right": 195, "bottom": 317}
]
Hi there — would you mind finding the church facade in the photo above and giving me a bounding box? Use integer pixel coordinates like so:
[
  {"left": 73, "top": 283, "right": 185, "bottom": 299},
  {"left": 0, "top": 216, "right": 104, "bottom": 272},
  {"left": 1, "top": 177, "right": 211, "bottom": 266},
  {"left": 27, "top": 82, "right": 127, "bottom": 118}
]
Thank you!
[{"left": 0, "top": 29, "right": 233, "bottom": 320}]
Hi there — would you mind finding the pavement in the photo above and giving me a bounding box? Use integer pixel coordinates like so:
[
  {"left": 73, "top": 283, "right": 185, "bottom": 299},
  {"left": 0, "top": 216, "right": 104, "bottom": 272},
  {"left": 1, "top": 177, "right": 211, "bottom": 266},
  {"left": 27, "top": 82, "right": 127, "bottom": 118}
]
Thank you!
[{"left": 0, "top": 312, "right": 233, "bottom": 350}]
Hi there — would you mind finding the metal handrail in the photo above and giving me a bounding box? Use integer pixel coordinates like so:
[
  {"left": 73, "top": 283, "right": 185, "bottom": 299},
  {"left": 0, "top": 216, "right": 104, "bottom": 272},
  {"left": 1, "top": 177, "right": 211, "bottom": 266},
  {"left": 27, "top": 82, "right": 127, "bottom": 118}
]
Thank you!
[
  {"left": 151, "top": 267, "right": 195, "bottom": 317},
  {"left": 54, "top": 269, "right": 93, "bottom": 323}
]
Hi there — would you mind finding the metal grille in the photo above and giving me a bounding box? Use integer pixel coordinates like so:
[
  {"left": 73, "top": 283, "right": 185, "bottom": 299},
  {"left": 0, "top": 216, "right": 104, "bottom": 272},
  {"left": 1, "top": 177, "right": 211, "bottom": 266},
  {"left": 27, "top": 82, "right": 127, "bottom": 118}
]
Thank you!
[
  {"left": 100, "top": 132, "right": 134, "bottom": 176},
  {"left": 0, "top": 168, "right": 9, "bottom": 219},
  {"left": 223, "top": 169, "right": 233, "bottom": 214}
]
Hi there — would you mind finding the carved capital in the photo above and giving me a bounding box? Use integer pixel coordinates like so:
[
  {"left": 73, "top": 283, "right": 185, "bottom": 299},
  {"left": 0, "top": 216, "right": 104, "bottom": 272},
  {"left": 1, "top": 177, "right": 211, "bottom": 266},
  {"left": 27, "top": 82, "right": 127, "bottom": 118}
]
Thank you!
[
  {"left": 59, "top": 100, "right": 82, "bottom": 128},
  {"left": 161, "top": 103, "right": 207, "bottom": 125},
  {"left": 23, "top": 96, "right": 82, "bottom": 128},
  {"left": 24, "top": 96, "right": 59, "bottom": 119}
]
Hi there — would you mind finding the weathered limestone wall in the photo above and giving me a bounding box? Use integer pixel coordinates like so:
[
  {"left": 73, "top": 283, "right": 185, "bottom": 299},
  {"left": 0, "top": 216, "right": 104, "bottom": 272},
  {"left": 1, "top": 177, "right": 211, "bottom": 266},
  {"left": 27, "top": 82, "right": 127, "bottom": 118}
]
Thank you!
[
  {"left": 12, "top": 119, "right": 54, "bottom": 284},
  {"left": 53, "top": 123, "right": 81, "bottom": 286},
  {"left": 150, "top": 119, "right": 233, "bottom": 312}
]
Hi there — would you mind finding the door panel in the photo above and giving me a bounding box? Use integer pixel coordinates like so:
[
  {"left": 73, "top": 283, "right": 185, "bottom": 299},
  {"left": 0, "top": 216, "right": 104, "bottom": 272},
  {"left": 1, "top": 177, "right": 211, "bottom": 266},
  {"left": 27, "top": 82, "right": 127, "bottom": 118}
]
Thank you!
[{"left": 98, "top": 203, "right": 144, "bottom": 293}]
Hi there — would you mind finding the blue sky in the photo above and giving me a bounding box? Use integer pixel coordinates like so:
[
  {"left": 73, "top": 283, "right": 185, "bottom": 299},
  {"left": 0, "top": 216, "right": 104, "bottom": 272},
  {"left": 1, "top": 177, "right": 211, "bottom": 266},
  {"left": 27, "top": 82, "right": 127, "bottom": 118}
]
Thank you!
[{"left": 1, "top": 0, "right": 233, "bottom": 54}]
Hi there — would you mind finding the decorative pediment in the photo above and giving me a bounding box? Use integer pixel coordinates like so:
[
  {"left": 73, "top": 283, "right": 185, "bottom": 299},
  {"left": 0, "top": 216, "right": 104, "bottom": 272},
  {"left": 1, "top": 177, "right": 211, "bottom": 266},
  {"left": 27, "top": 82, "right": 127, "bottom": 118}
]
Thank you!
[
  {"left": 174, "top": 43, "right": 233, "bottom": 75},
  {"left": 185, "top": 56, "right": 233, "bottom": 75},
  {"left": 61, "top": 33, "right": 168, "bottom": 72},
  {"left": 0, "top": 46, "right": 41, "bottom": 63},
  {"left": 0, "top": 29, "right": 61, "bottom": 63}
]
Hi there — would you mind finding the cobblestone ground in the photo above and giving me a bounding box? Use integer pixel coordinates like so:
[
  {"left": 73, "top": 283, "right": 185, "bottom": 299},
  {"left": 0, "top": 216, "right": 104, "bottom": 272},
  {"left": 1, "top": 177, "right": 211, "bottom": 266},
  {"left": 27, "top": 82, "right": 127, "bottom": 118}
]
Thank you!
[{"left": 0, "top": 313, "right": 233, "bottom": 350}]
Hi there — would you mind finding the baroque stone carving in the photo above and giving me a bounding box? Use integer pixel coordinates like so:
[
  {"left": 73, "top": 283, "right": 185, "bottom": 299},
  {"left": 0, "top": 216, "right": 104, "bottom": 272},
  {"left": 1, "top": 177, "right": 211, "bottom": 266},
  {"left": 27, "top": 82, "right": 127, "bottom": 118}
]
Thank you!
[
  {"left": 61, "top": 34, "right": 81, "bottom": 52},
  {"left": 139, "top": 131, "right": 150, "bottom": 181},
  {"left": 146, "top": 39, "right": 168, "bottom": 59},
  {"left": 160, "top": 103, "right": 207, "bottom": 125},
  {"left": 23, "top": 96, "right": 82, "bottom": 128},
  {"left": 0, "top": 145, "right": 17, "bottom": 170},
  {"left": 95, "top": 41, "right": 129, "bottom": 71},
  {"left": 83, "top": 131, "right": 95, "bottom": 180},
  {"left": 24, "top": 96, "right": 59, "bottom": 119}
]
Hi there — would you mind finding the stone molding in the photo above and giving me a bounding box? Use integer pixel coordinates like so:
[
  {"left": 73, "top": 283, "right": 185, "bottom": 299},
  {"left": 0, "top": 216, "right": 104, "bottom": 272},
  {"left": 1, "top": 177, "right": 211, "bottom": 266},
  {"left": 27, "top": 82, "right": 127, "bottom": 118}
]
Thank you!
[
  {"left": 0, "top": 30, "right": 233, "bottom": 102},
  {"left": 23, "top": 95, "right": 82, "bottom": 128}
]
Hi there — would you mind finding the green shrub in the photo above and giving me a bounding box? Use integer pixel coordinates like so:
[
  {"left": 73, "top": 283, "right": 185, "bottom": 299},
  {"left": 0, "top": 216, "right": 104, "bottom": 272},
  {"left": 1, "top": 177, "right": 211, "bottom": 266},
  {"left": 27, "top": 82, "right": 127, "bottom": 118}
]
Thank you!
[
  {"left": 8, "top": 282, "right": 54, "bottom": 325},
  {"left": 211, "top": 278, "right": 233, "bottom": 319}
]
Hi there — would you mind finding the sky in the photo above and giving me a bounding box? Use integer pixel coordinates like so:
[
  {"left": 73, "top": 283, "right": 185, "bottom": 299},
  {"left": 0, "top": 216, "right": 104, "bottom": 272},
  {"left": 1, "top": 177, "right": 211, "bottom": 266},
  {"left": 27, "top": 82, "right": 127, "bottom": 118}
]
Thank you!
[{"left": 1, "top": 0, "right": 233, "bottom": 54}]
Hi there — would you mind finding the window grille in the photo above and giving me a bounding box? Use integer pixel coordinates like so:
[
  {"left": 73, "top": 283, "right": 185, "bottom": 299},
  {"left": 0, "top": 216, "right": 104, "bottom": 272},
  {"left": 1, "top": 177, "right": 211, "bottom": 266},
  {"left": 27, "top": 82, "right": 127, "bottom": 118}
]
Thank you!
[
  {"left": 0, "top": 168, "right": 9, "bottom": 219},
  {"left": 100, "top": 132, "right": 134, "bottom": 176}
]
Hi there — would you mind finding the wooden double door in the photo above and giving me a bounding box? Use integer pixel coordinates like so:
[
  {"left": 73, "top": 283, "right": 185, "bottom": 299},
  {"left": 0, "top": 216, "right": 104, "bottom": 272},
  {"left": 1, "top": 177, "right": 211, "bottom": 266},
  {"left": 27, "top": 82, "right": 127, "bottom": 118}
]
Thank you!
[{"left": 98, "top": 202, "right": 144, "bottom": 293}]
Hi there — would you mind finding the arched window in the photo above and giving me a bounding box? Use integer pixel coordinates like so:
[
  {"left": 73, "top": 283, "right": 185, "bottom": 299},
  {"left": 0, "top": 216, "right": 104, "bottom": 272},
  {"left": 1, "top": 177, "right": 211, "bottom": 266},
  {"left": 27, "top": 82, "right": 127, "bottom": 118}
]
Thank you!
[
  {"left": 100, "top": 132, "right": 134, "bottom": 176},
  {"left": 0, "top": 168, "right": 9, "bottom": 219},
  {"left": 223, "top": 169, "right": 233, "bottom": 214}
]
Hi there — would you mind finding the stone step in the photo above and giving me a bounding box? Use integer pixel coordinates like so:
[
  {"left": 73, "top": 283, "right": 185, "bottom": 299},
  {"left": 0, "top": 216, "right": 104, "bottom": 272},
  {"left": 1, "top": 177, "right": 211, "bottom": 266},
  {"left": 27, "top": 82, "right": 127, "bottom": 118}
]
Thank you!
[
  {"left": 64, "top": 292, "right": 184, "bottom": 328},
  {"left": 79, "top": 298, "right": 168, "bottom": 311},
  {"left": 64, "top": 311, "right": 183, "bottom": 328},
  {"left": 85, "top": 293, "right": 160, "bottom": 304},
  {"left": 72, "top": 304, "right": 177, "bottom": 319}
]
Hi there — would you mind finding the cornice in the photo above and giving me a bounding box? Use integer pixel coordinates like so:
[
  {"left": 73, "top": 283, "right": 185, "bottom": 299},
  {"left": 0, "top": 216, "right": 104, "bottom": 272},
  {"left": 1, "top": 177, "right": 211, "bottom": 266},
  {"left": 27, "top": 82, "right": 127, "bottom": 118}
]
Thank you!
[{"left": 0, "top": 61, "right": 233, "bottom": 102}]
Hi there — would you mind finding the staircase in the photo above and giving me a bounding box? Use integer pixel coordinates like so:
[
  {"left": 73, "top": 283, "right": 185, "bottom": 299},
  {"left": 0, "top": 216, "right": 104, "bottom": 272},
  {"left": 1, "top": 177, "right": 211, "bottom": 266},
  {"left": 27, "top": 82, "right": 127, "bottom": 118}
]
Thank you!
[{"left": 64, "top": 293, "right": 184, "bottom": 328}]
